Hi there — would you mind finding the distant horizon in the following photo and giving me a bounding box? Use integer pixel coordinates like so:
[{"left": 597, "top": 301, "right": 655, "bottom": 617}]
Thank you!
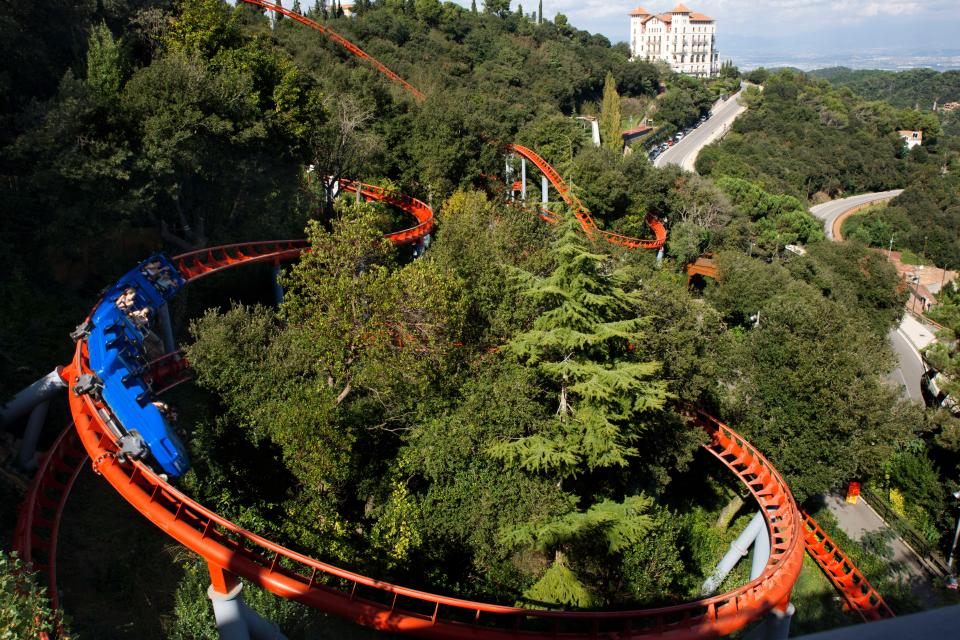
[{"left": 447, "top": 1, "right": 960, "bottom": 72}]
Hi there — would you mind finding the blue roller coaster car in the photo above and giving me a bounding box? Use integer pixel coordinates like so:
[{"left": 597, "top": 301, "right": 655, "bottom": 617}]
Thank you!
[{"left": 85, "top": 254, "right": 190, "bottom": 478}]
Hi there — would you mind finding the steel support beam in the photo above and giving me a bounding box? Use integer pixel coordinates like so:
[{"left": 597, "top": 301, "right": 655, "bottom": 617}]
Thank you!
[
  {"left": 751, "top": 512, "right": 771, "bottom": 580},
  {"left": 1, "top": 368, "right": 66, "bottom": 428},
  {"left": 208, "top": 583, "right": 289, "bottom": 640},
  {"left": 17, "top": 400, "right": 50, "bottom": 470},
  {"left": 701, "top": 510, "right": 766, "bottom": 595},
  {"left": 521, "top": 158, "right": 527, "bottom": 201},
  {"left": 271, "top": 265, "right": 284, "bottom": 306},
  {"left": 158, "top": 303, "right": 176, "bottom": 354}
]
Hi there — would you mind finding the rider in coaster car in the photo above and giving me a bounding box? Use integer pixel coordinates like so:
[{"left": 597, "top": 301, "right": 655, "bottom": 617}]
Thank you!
[
  {"left": 115, "top": 287, "right": 138, "bottom": 312},
  {"left": 152, "top": 400, "right": 178, "bottom": 422},
  {"left": 142, "top": 260, "right": 177, "bottom": 292},
  {"left": 127, "top": 307, "right": 165, "bottom": 359}
]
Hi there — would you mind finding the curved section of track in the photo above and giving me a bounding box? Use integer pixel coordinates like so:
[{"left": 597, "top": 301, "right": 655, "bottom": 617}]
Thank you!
[
  {"left": 506, "top": 144, "right": 667, "bottom": 251},
  {"left": 241, "top": 0, "right": 425, "bottom": 101},
  {"left": 46, "top": 240, "right": 806, "bottom": 639},
  {"left": 338, "top": 179, "right": 434, "bottom": 245},
  {"left": 12, "top": 422, "right": 86, "bottom": 611}
]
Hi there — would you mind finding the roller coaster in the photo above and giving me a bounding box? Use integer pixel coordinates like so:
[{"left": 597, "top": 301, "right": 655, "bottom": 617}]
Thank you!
[{"left": 9, "top": 2, "right": 895, "bottom": 638}]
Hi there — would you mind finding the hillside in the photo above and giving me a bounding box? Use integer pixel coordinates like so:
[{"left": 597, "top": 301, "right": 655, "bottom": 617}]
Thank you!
[
  {"left": 809, "top": 66, "right": 960, "bottom": 110},
  {"left": 695, "top": 70, "right": 940, "bottom": 200}
]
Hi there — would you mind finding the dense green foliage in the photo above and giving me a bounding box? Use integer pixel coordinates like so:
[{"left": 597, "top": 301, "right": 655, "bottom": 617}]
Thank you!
[
  {"left": 843, "top": 170, "right": 960, "bottom": 268},
  {"left": 696, "top": 70, "right": 940, "bottom": 200},
  {"left": 810, "top": 67, "right": 960, "bottom": 110},
  {"left": 0, "top": 552, "right": 68, "bottom": 638}
]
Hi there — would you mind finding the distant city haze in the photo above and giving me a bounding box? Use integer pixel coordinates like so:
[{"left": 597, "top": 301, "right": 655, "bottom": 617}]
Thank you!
[{"left": 449, "top": 1, "right": 960, "bottom": 70}]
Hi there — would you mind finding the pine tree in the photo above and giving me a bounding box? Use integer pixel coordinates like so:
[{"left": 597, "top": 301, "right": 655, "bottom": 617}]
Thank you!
[
  {"left": 491, "top": 223, "right": 666, "bottom": 607},
  {"left": 600, "top": 71, "right": 622, "bottom": 153},
  {"left": 491, "top": 220, "right": 669, "bottom": 477},
  {"left": 538, "top": 0, "right": 542, "bottom": 24},
  {"left": 292, "top": 0, "right": 302, "bottom": 14},
  {"left": 471, "top": 0, "right": 477, "bottom": 13},
  {"left": 85, "top": 22, "right": 122, "bottom": 101}
]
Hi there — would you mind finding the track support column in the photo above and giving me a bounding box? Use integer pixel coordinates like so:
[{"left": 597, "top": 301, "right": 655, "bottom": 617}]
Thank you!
[
  {"left": 751, "top": 513, "right": 771, "bottom": 580},
  {"left": 701, "top": 510, "right": 766, "bottom": 595},
  {"left": 271, "top": 263, "right": 284, "bottom": 306},
  {"left": 745, "top": 602, "right": 795, "bottom": 640},
  {"left": 207, "top": 565, "right": 288, "bottom": 640},
  {"left": 521, "top": 158, "right": 527, "bottom": 201},
  {"left": 541, "top": 175, "right": 549, "bottom": 210},
  {"left": 208, "top": 583, "right": 250, "bottom": 640},
  {"left": 17, "top": 400, "right": 50, "bottom": 470},
  {"left": 158, "top": 303, "right": 176, "bottom": 354},
  {"left": 0, "top": 368, "right": 66, "bottom": 428}
]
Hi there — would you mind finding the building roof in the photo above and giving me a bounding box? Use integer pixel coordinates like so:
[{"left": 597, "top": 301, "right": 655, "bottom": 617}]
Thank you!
[
  {"left": 690, "top": 11, "right": 714, "bottom": 21},
  {"left": 629, "top": 6, "right": 651, "bottom": 16},
  {"left": 670, "top": 3, "right": 693, "bottom": 13},
  {"left": 656, "top": 13, "right": 673, "bottom": 23}
]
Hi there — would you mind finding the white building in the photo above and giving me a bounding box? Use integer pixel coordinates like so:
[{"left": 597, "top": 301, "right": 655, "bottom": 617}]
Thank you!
[{"left": 629, "top": 4, "right": 719, "bottom": 78}]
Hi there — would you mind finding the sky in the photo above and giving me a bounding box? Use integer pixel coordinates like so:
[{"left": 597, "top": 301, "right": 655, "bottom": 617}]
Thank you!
[{"left": 450, "top": 1, "right": 960, "bottom": 69}]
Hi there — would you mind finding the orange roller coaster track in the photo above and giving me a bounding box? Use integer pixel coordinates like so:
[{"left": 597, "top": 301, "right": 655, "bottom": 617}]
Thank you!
[
  {"left": 506, "top": 144, "right": 667, "bottom": 251},
  {"left": 240, "top": 0, "right": 426, "bottom": 101}
]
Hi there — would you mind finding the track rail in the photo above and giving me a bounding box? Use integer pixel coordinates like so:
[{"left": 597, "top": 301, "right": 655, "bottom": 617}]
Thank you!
[
  {"left": 801, "top": 512, "right": 895, "bottom": 621},
  {"left": 338, "top": 179, "right": 434, "bottom": 245},
  {"left": 506, "top": 144, "right": 667, "bottom": 251},
  {"left": 12, "top": 422, "right": 87, "bottom": 611},
  {"left": 43, "top": 241, "right": 812, "bottom": 639},
  {"left": 240, "top": 0, "right": 425, "bottom": 101}
]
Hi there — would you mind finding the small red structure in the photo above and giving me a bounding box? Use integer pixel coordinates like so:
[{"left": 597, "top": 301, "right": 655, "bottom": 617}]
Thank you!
[{"left": 845, "top": 481, "right": 861, "bottom": 504}]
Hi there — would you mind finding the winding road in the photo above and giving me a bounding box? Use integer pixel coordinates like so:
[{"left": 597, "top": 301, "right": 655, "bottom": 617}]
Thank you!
[
  {"left": 808, "top": 190, "right": 922, "bottom": 401},
  {"left": 654, "top": 88, "right": 747, "bottom": 171}
]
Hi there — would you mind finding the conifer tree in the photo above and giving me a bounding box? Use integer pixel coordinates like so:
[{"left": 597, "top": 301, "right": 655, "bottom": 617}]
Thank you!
[
  {"left": 292, "top": 0, "right": 301, "bottom": 14},
  {"left": 491, "top": 220, "right": 669, "bottom": 477},
  {"left": 85, "top": 22, "right": 122, "bottom": 101},
  {"left": 490, "top": 221, "right": 666, "bottom": 606},
  {"left": 600, "top": 71, "right": 622, "bottom": 153},
  {"left": 471, "top": 0, "right": 477, "bottom": 13},
  {"left": 538, "top": 0, "right": 542, "bottom": 24}
]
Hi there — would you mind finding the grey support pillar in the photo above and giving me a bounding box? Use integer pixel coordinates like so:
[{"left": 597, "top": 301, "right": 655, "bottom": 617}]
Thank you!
[
  {"left": 701, "top": 510, "right": 765, "bottom": 595},
  {"left": 745, "top": 603, "right": 795, "bottom": 640},
  {"left": 1, "top": 368, "right": 66, "bottom": 428},
  {"left": 158, "top": 303, "right": 176, "bottom": 354},
  {"left": 541, "top": 175, "right": 549, "bottom": 208},
  {"left": 521, "top": 158, "right": 527, "bottom": 201},
  {"left": 750, "top": 515, "right": 771, "bottom": 580},
  {"left": 656, "top": 246, "right": 665, "bottom": 268},
  {"left": 207, "top": 584, "right": 287, "bottom": 640},
  {"left": 241, "top": 599, "right": 288, "bottom": 640},
  {"left": 271, "top": 265, "right": 284, "bottom": 306},
  {"left": 208, "top": 584, "right": 250, "bottom": 640},
  {"left": 18, "top": 400, "right": 50, "bottom": 470}
]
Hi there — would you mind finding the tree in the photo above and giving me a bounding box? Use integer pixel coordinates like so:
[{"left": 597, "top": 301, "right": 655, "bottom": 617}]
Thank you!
[
  {"left": 712, "top": 255, "right": 922, "bottom": 500},
  {"left": 537, "top": 0, "right": 542, "bottom": 24},
  {"left": 599, "top": 71, "right": 622, "bottom": 152},
  {"left": 483, "top": 0, "right": 510, "bottom": 18},
  {"left": 85, "top": 22, "right": 123, "bottom": 101},
  {"left": 491, "top": 220, "right": 670, "bottom": 478}
]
